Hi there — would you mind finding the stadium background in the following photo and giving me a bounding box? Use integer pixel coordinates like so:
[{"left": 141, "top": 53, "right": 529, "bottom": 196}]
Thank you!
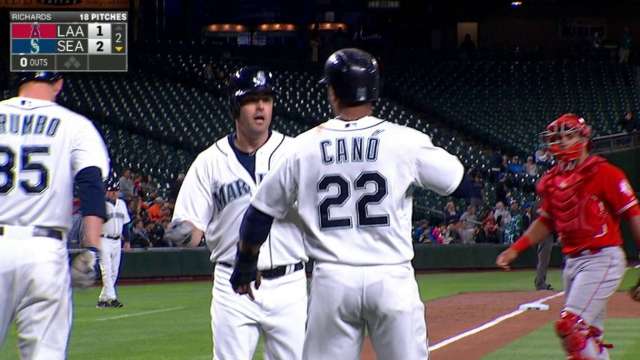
[{"left": 1, "top": 0, "right": 640, "bottom": 359}]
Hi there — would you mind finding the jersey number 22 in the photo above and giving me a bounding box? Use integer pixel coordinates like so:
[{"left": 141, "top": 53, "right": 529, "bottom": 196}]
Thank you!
[{"left": 318, "top": 171, "right": 389, "bottom": 229}]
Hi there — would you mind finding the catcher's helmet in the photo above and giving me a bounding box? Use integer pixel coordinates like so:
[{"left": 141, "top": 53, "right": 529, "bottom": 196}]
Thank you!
[
  {"left": 540, "top": 113, "right": 592, "bottom": 162},
  {"left": 228, "top": 66, "right": 275, "bottom": 118},
  {"left": 320, "top": 48, "right": 379, "bottom": 106},
  {"left": 16, "top": 71, "right": 62, "bottom": 87}
]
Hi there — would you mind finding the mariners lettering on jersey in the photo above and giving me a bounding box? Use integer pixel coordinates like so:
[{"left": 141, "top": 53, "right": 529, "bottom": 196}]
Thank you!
[
  {"left": 0, "top": 113, "right": 60, "bottom": 137},
  {"left": 213, "top": 179, "right": 251, "bottom": 212},
  {"left": 320, "top": 136, "right": 380, "bottom": 165}
]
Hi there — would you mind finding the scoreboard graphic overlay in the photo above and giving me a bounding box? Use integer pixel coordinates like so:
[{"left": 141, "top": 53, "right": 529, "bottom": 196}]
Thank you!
[{"left": 10, "top": 11, "right": 128, "bottom": 72}]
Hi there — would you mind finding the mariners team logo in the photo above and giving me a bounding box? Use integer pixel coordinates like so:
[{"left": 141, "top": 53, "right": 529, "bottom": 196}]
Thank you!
[{"left": 253, "top": 71, "right": 267, "bottom": 86}]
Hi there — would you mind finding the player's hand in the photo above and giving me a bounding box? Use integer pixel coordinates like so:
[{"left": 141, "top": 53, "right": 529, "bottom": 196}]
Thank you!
[
  {"left": 163, "top": 221, "right": 193, "bottom": 246},
  {"left": 230, "top": 245, "right": 260, "bottom": 300},
  {"left": 71, "top": 247, "right": 101, "bottom": 288},
  {"left": 496, "top": 248, "right": 518, "bottom": 271}
]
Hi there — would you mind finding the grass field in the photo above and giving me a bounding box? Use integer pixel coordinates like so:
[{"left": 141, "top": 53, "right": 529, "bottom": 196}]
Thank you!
[{"left": 1, "top": 268, "right": 638, "bottom": 359}]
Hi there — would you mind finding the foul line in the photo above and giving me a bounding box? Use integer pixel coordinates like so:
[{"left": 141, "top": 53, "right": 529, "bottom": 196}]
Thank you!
[
  {"left": 91, "top": 306, "right": 186, "bottom": 322},
  {"left": 429, "top": 291, "right": 565, "bottom": 351}
]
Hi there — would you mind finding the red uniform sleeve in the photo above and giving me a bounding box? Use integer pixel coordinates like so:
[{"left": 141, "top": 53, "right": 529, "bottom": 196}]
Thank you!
[
  {"left": 535, "top": 173, "right": 553, "bottom": 226},
  {"left": 600, "top": 163, "right": 639, "bottom": 217}
]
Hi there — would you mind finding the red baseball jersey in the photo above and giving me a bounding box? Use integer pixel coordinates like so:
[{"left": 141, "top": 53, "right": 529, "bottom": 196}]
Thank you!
[{"left": 537, "top": 156, "right": 639, "bottom": 255}]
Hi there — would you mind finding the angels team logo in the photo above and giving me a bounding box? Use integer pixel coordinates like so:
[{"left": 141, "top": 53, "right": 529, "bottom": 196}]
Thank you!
[
  {"left": 619, "top": 180, "right": 633, "bottom": 196},
  {"left": 31, "top": 23, "right": 40, "bottom": 38}
]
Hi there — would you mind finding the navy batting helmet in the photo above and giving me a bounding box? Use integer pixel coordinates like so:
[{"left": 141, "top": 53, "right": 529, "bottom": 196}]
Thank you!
[
  {"left": 16, "top": 71, "right": 62, "bottom": 87},
  {"left": 228, "top": 67, "right": 275, "bottom": 118},
  {"left": 320, "top": 48, "right": 379, "bottom": 105}
]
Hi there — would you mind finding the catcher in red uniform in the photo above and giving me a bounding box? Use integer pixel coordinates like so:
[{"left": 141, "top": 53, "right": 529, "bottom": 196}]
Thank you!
[{"left": 497, "top": 114, "right": 640, "bottom": 360}]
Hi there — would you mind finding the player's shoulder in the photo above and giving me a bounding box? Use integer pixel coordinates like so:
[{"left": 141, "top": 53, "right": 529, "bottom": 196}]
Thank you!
[
  {"left": 197, "top": 135, "right": 232, "bottom": 160},
  {"left": 590, "top": 156, "right": 626, "bottom": 178}
]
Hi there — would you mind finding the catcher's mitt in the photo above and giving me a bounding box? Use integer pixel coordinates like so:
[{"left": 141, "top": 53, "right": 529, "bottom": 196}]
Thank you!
[{"left": 631, "top": 278, "right": 640, "bottom": 302}]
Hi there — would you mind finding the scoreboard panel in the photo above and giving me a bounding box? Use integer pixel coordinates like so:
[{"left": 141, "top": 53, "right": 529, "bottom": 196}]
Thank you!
[{"left": 10, "top": 11, "right": 128, "bottom": 72}]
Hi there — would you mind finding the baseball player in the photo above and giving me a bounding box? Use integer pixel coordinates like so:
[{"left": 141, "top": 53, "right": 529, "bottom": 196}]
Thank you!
[
  {"left": 231, "top": 48, "right": 469, "bottom": 360},
  {"left": 0, "top": 72, "right": 110, "bottom": 359},
  {"left": 165, "top": 67, "right": 308, "bottom": 359},
  {"left": 97, "top": 174, "right": 131, "bottom": 308},
  {"left": 497, "top": 113, "right": 640, "bottom": 360}
]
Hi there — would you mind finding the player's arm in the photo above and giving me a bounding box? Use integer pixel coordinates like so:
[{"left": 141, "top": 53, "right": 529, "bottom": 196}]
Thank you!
[
  {"left": 76, "top": 166, "right": 105, "bottom": 248},
  {"left": 496, "top": 217, "right": 553, "bottom": 270},
  {"left": 165, "top": 156, "right": 213, "bottom": 247},
  {"left": 411, "top": 132, "right": 465, "bottom": 196},
  {"left": 231, "top": 153, "right": 298, "bottom": 296},
  {"left": 71, "top": 166, "right": 107, "bottom": 288}
]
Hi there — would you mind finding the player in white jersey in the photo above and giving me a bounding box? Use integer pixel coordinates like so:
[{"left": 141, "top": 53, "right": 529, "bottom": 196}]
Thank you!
[
  {"left": 231, "top": 49, "right": 469, "bottom": 360},
  {"left": 0, "top": 72, "right": 110, "bottom": 359},
  {"left": 165, "top": 67, "right": 308, "bottom": 360},
  {"left": 97, "top": 174, "right": 131, "bottom": 308}
]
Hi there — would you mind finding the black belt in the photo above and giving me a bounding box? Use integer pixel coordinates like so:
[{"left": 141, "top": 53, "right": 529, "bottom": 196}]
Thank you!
[
  {"left": 0, "top": 225, "right": 63, "bottom": 240},
  {"left": 218, "top": 261, "right": 304, "bottom": 280},
  {"left": 102, "top": 234, "right": 120, "bottom": 240}
]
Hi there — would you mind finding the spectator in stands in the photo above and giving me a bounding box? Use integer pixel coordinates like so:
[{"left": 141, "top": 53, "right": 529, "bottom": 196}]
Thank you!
[
  {"left": 495, "top": 178, "right": 509, "bottom": 205},
  {"left": 131, "top": 219, "right": 152, "bottom": 248},
  {"left": 445, "top": 218, "right": 463, "bottom": 244},
  {"left": 620, "top": 111, "right": 639, "bottom": 133},
  {"left": 503, "top": 200, "right": 524, "bottom": 244},
  {"left": 119, "top": 168, "right": 135, "bottom": 200},
  {"left": 489, "top": 149, "right": 503, "bottom": 182},
  {"left": 477, "top": 210, "right": 500, "bottom": 243},
  {"left": 534, "top": 145, "right": 550, "bottom": 165},
  {"left": 494, "top": 201, "right": 511, "bottom": 242},
  {"left": 459, "top": 33, "right": 477, "bottom": 59},
  {"left": 470, "top": 171, "right": 484, "bottom": 208},
  {"left": 148, "top": 197, "right": 165, "bottom": 222},
  {"left": 619, "top": 26, "right": 633, "bottom": 64},
  {"left": 507, "top": 155, "right": 524, "bottom": 174},
  {"left": 525, "top": 156, "right": 538, "bottom": 176},
  {"left": 459, "top": 205, "right": 479, "bottom": 244},
  {"left": 413, "top": 219, "right": 428, "bottom": 242},
  {"left": 431, "top": 223, "right": 446, "bottom": 245},
  {"left": 444, "top": 201, "right": 460, "bottom": 225}
]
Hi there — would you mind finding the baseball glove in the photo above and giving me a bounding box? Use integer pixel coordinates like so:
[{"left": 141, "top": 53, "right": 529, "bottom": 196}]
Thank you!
[
  {"left": 630, "top": 278, "right": 640, "bottom": 302},
  {"left": 164, "top": 221, "right": 193, "bottom": 246},
  {"left": 71, "top": 247, "right": 100, "bottom": 288}
]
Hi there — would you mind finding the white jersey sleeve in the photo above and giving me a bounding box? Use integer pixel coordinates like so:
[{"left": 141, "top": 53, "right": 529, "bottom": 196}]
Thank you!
[
  {"left": 172, "top": 153, "right": 214, "bottom": 232},
  {"left": 409, "top": 130, "right": 464, "bottom": 195},
  {"left": 71, "top": 118, "right": 110, "bottom": 179}
]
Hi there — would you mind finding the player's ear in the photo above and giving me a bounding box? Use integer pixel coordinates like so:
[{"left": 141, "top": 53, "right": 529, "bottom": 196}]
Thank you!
[{"left": 53, "top": 78, "right": 64, "bottom": 97}]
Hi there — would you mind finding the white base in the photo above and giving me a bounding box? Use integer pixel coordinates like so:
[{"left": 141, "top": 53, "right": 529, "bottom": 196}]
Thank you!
[{"left": 518, "top": 302, "right": 550, "bottom": 311}]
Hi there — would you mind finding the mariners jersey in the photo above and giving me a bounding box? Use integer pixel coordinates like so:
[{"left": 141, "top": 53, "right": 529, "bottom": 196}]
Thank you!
[
  {"left": 0, "top": 97, "right": 110, "bottom": 231},
  {"left": 102, "top": 199, "right": 131, "bottom": 237},
  {"left": 252, "top": 116, "right": 464, "bottom": 265},
  {"left": 537, "top": 155, "right": 639, "bottom": 254},
  {"left": 172, "top": 131, "right": 307, "bottom": 268}
]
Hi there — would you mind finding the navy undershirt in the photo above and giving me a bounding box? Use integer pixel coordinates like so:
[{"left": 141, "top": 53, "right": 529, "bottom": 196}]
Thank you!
[{"left": 227, "top": 134, "right": 257, "bottom": 182}]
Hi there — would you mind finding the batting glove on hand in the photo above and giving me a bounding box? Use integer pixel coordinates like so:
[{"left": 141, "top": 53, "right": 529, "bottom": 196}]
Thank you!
[
  {"left": 230, "top": 247, "right": 260, "bottom": 300},
  {"left": 71, "top": 247, "right": 100, "bottom": 288},
  {"left": 164, "top": 221, "right": 193, "bottom": 247}
]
